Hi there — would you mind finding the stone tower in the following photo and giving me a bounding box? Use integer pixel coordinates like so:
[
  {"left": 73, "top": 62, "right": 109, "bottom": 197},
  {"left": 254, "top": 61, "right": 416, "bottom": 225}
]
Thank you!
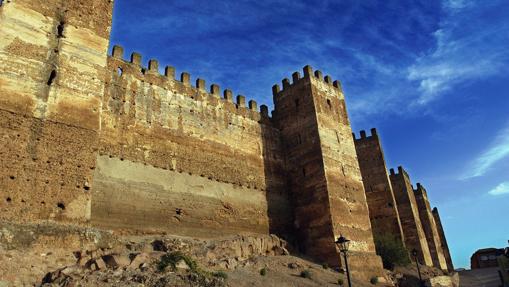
[
  {"left": 433, "top": 207, "right": 454, "bottom": 272},
  {"left": 414, "top": 183, "right": 448, "bottom": 270},
  {"left": 272, "top": 66, "right": 383, "bottom": 280},
  {"left": 0, "top": 0, "right": 113, "bottom": 222},
  {"left": 354, "top": 128, "right": 405, "bottom": 244},
  {"left": 390, "top": 167, "right": 434, "bottom": 266}
]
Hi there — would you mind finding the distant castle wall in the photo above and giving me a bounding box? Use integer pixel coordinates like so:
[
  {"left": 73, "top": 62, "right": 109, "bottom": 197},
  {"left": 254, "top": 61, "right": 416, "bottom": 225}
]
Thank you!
[
  {"left": 433, "top": 207, "right": 454, "bottom": 272},
  {"left": 354, "top": 128, "right": 405, "bottom": 244},
  {"left": 414, "top": 183, "right": 448, "bottom": 271},
  {"left": 390, "top": 167, "right": 434, "bottom": 266}
]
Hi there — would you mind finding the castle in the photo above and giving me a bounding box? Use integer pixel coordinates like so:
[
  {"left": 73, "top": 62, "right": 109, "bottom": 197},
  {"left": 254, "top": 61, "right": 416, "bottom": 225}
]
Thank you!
[{"left": 0, "top": 0, "right": 453, "bottom": 281}]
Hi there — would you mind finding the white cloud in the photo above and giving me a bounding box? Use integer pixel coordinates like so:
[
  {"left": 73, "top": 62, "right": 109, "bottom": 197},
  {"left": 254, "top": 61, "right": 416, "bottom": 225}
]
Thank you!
[
  {"left": 407, "top": 0, "right": 509, "bottom": 106},
  {"left": 488, "top": 182, "right": 509, "bottom": 196},
  {"left": 463, "top": 123, "right": 509, "bottom": 179},
  {"left": 444, "top": 0, "right": 472, "bottom": 10}
]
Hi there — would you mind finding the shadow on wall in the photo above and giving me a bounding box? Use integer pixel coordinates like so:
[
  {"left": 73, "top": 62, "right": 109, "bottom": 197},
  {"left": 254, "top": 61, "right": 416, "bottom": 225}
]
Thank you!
[{"left": 260, "top": 119, "right": 295, "bottom": 246}]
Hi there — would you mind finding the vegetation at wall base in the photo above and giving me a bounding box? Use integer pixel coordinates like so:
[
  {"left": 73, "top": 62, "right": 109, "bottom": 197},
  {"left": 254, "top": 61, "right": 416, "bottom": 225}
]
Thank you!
[
  {"left": 212, "top": 271, "right": 228, "bottom": 280},
  {"left": 157, "top": 251, "right": 198, "bottom": 272},
  {"left": 374, "top": 233, "right": 410, "bottom": 270},
  {"left": 370, "top": 276, "right": 378, "bottom": 285}
]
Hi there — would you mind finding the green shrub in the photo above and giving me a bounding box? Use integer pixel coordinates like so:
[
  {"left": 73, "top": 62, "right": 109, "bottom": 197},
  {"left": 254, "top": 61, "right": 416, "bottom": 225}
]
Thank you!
[
  {"left": 338, "top": 278, "right": 344, "bottom": 285},
  {"left": 322, "top": 263, "right": 329, "bottom": 269},
  {"left": 370, "top": 276, "right": 378, "bottom": 285},
  {"left": 300, "top": 270, "right": 312, "bottom": 279},
  {"left": 260, "top": 267, "right": 267, "bottom": 276},
  {"left": 212, "top": 271, "right": 228, "bottom": 280},
  {"left": 157, "top": 251, "right": 197, "bottom": 272},
  {"left": 374, "top": 233, "right": 410, "bottom": 270}
]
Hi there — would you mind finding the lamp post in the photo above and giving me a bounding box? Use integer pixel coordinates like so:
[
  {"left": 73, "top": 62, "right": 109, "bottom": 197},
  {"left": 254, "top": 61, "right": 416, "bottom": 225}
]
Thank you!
[
  {"left": 412, "top": 248, "right": 423, "bottom": 286},
  {"left": 336, "top": 235, "right": 352, "bottom": 287}
]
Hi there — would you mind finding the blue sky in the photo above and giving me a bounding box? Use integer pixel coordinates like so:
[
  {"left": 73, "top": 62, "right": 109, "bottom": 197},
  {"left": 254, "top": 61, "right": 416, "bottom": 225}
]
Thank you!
[{"left": 110, "top": 0, "right": 509, "bottom": 269}]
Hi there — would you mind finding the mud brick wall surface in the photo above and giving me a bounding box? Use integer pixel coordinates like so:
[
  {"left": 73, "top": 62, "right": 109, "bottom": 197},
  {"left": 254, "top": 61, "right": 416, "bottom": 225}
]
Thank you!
[
  {"left": 91, "top": 53, "right": 292, "bottom": 238},
  {"left": 390, "top": 167, "right": 433, "bottom": 266},
  {"left": 0, "top": 0, "right": 112, "bottom": 223},
  {"left": 354, "top": 129, "right": 405, "bottom": 243},
  {"left": 414, "top": 183, "right": 448, "bottom": 270}
]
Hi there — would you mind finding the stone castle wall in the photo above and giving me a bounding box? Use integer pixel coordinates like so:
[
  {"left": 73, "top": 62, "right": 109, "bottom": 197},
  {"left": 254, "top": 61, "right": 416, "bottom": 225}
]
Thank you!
[
  {"left": 354, "top": 128, "right": 405, "bottom": 244},
  {"left": 433, "top": 207, "right": 454, "bottom": 272},
  {"left": 390, "top": 167, "right": 434, "bottom": 266},
  {"left": 91, "top": 48, "right": 292, "bottom": 237},
  {"left": 0, "top": 0, "right": 456, "bottom": 281},
  {"left": 414, "top": 183, "right": 448, "bottom": 271},
  {"left": 353, "top": 125, "right": 454, "bottom": 271},
  {"left": 272, "top": 68, "right": 383, "bottom": 278}
]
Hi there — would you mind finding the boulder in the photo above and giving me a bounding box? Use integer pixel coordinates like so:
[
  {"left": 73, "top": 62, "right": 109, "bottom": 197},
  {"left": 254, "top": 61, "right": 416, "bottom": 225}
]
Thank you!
[
  {"left": 101, "top": 254, "right": 131, "bottom": 269},
  {"left": 175, "top": 259, "right": 190, "bottom": 270},
  {"left": 128, "top": 252, "right": 151, "bottom": 270}
]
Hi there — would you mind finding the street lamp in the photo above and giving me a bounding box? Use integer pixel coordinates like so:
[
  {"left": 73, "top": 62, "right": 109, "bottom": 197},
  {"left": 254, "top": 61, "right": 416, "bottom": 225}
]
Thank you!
[
  {"left": 336, "top": 235, "right": 352, "bottom": 287},
  {"left": 412, "top": 248, "right": 423, "bottom": 286}
]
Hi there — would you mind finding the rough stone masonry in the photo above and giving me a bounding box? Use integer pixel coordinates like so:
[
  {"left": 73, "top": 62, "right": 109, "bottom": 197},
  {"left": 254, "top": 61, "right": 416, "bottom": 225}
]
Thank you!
[{"left": 0, "top": 0, "right": 453, "bottom": 281}]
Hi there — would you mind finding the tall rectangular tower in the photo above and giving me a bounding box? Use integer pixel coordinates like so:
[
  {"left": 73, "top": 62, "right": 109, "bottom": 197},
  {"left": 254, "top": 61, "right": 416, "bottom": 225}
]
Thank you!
[
  {"left": 432, "top": 207, "right": 454, "bottom": 272},
  {"left": 0, "top": 0, "right": 113, "bottom": 222},
  {"left": 354, "top": 128, "right": 405, "bottom": 244},
  {"left": 273, "top": 66, "right": 383, "bottom": 281},
  {"left": 390, "top": 167, "right": 433, "bottom": 266},
  {"left": 414, "top": 183, "right": 448, "bottom": 270}
]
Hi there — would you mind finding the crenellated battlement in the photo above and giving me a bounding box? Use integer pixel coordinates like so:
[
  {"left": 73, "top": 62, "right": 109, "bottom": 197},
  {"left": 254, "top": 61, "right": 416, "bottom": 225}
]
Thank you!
[
  {"left": 389, "top": 166, "right": 411, "bottom": 179},
  {"left": 413, "top": 183, "right": 429, "bottom": 197},
  {"left": 353, "top": 128, "right": 378, "bottom": 141},
  {"left": 272, "top": 65, "right": 343, "bottom": 99},
  {"left": 109, "top": 45, "right": 270, "bottom": 120}
]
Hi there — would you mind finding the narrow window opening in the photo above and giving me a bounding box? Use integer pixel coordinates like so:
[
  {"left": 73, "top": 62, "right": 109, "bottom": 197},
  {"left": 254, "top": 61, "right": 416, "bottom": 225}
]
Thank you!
[
  {"left": 302, "top": 168, "right": 306, "bottom": 177},
  {"left": 297, "top": 134, "right": 302, "bottom": 145},
  {"left": 47, "top": 70, "right": 57, "bottom": 86},
  {"left": 117, "top": 67, "right": 123, "bottom": 76},
  {"left": 6, "top": 197, "right": 12, "bottom": 203},
  {"left": 295, "top": 99, "right": 300, "bottom": 111},
  {"left": 57, "top": 21, "right": 65, "bottom": 38},
  {"left": 326, "top": 99, "right": 332, "bottom": 109},
  {"left": 57, "top": 202, "right": 65, "bottom": 210}
]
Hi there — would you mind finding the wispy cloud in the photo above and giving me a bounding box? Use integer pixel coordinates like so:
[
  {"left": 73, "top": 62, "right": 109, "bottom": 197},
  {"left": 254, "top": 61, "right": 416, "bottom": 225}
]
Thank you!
[
  {"left": 407, "top": 0, "right": 509, "bottom": 106},
  {"left": 488, "top": 182, "right": 509, "bottom": 196},
  {"left": 462, "top": 122, "right": 509, "bottom": 179}
]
